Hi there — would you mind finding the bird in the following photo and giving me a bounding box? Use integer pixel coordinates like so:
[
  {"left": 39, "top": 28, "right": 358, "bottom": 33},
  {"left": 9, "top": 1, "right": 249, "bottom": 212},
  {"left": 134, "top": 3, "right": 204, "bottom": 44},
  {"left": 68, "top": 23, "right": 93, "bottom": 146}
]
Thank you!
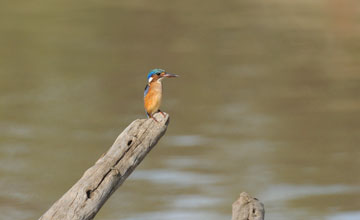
[{"left": 144, "top": 68, "right": 178, "bottom": 122}]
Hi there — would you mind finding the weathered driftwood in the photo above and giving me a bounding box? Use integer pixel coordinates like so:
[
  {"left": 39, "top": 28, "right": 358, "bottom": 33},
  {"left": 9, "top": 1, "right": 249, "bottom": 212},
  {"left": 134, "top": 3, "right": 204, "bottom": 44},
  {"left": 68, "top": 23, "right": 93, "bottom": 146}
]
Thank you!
[
  {"left": 232, "top": 192, "right": 265, "bottom": 220},
  {"left": 39, "top": 113, "right": 169, "bottom": 220}
]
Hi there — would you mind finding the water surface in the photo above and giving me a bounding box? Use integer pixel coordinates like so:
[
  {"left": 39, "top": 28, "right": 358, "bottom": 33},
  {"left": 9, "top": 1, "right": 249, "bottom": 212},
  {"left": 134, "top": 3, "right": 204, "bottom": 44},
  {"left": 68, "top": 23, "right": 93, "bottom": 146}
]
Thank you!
[{"left": 0, "top": 1, "right": 359, "bottom": 219}]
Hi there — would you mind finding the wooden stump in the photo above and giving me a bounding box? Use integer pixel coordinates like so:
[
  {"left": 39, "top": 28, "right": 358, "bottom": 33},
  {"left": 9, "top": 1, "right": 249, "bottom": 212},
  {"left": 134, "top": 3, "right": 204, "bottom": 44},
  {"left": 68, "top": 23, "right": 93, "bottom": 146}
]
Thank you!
[
  {"left": 39, "top": 113, "right": 169, "bottom": 220},
  {"left": 232, "top": 192, "right": 265, "bottom": 220}
]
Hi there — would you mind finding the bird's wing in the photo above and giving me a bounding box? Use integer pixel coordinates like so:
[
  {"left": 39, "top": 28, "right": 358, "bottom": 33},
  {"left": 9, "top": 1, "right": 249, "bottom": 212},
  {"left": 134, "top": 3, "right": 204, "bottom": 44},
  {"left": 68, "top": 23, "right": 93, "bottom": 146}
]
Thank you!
[
  {"left": 144, "top": 84, "right": 150, "bottom": 118},
  {"left": 144, "top": 84, "right": 149, "bottom": 97}
]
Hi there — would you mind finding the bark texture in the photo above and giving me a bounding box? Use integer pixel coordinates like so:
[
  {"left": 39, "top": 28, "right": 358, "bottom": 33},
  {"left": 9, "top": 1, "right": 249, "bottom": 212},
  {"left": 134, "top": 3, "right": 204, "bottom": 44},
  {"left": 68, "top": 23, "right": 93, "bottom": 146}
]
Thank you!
[
  {"left": 39, "top": 113, "right": 169, "bottom": 220},
  {"left": 232, "top": 192, "right": 265, "bottom": 220}
]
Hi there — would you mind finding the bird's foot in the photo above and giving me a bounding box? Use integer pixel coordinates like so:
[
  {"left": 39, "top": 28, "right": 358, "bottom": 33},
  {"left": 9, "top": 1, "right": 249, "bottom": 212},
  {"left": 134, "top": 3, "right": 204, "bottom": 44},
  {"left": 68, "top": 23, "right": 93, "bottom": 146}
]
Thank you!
[
  {"left": 158, "top": 109, "right": 166, "bottom": 117},
  {"left": 151, "top": 116, "right": 159, "bottom": 123}
]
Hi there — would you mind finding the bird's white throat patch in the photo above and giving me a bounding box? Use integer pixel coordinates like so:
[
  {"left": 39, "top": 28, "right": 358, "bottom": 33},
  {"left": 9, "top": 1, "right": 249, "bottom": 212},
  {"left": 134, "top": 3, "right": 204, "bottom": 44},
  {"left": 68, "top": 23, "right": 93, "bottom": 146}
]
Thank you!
[{"left": 148, "top": 77, "right": 153, "bottom": 83}]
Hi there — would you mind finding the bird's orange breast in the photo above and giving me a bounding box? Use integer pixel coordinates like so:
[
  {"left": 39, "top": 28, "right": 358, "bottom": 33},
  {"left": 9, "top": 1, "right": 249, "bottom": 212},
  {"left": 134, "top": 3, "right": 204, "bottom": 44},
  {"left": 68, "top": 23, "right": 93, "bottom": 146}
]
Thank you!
[{"left": 144, "top": 82, "right": 162, "bottom": 115}]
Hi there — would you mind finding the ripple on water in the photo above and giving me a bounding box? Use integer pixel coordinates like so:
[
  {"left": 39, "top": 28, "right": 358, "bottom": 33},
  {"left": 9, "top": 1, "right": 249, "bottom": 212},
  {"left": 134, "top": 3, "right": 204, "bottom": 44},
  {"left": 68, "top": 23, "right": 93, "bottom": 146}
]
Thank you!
[
  {"left": 165, "top": 135, "right": 209, "bottom": 147},
  {"left": 170, "top": 195, "right": 223, "bottom": 209},
  {"left": 163, "top": 157, "right": 204, "bottom": 169},
  {"left": 259, "top": 184, "right": 359, "bottom": 203},
  {"left": 130, "top": 169, "right": 219, "bottom": 187},
  {"left": 124, "top": 210, "right": 227, "bottom": 220},
  {"left": 327, "top": 211, "right": 360, "bottom": 220}
]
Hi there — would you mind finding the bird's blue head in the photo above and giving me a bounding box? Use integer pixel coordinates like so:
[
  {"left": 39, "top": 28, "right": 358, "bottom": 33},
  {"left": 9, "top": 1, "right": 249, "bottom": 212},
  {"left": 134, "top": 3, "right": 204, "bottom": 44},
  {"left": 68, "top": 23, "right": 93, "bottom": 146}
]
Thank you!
[
  {"left": 146, "top": 68, "right": 178, "bottom": 83},
  {"left": 147, "top": 69, "right": 165, "bottom": 81}
]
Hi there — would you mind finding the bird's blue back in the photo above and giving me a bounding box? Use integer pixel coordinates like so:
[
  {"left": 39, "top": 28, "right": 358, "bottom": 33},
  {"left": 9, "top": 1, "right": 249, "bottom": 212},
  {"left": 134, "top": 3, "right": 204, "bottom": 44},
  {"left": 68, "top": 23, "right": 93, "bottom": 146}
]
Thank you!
[{"left": 144, "top": 84, "right": 149, "bottom": 97}]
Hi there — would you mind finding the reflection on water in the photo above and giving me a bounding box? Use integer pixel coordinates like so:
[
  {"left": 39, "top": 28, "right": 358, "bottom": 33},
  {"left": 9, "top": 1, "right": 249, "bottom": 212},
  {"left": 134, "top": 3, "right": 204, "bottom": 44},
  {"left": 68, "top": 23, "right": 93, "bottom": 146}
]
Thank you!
[{"left": 1, "top": 0, "right": 360, "bottom": 220}]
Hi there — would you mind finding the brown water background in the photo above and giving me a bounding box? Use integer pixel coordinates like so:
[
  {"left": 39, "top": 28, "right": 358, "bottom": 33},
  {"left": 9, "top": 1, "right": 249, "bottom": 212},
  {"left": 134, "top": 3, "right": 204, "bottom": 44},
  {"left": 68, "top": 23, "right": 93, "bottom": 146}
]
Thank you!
[{"left": 0, "top": 1, "right": 360, "bottom": 219}]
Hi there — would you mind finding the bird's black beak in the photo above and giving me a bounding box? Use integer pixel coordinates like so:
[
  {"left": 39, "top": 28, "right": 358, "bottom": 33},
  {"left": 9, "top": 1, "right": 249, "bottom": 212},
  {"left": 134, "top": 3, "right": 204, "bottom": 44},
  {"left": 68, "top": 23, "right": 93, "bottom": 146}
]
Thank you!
[{"left": 164, "top": 72, "right": 179, "bottom": 78}]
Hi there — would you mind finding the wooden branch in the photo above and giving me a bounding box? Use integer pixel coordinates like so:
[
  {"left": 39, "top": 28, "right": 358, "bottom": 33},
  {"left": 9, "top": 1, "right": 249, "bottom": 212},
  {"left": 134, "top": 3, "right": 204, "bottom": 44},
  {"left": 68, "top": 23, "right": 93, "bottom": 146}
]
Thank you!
[
  {"left": 39, "top": 113, "right": 169, "bottom": 220},
  {"left": 232, "top": 192, "right": 265, "bottom": 220}
]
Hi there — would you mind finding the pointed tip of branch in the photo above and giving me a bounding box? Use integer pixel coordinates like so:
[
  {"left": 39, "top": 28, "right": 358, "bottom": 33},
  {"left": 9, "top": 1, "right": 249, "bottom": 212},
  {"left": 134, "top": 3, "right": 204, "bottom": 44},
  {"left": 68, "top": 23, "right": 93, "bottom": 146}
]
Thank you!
[{"left": 146, "top": 112, "right": 170, "bottom": 126}]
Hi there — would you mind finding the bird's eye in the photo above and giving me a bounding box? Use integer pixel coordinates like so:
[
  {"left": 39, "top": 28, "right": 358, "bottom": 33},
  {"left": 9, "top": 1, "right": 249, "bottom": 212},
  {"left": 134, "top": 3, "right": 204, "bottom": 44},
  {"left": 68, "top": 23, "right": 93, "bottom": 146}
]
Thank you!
[{"left": 156, "top": 73, "right": 161, "bottom": 76}]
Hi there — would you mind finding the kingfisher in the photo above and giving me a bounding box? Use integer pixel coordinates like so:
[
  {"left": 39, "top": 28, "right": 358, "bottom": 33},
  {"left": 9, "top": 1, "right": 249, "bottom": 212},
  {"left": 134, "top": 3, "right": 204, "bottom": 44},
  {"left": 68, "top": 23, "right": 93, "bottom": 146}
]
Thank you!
[{"left": 144, "top": 68, "right": 178, "bottom": 122}]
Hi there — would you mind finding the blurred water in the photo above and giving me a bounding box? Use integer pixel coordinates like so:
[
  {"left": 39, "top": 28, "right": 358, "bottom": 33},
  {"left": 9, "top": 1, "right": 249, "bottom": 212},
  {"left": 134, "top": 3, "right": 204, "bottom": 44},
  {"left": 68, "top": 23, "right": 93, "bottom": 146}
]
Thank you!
[{"left": 0, "top": 0, "right": 360, "bottom": 220}]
